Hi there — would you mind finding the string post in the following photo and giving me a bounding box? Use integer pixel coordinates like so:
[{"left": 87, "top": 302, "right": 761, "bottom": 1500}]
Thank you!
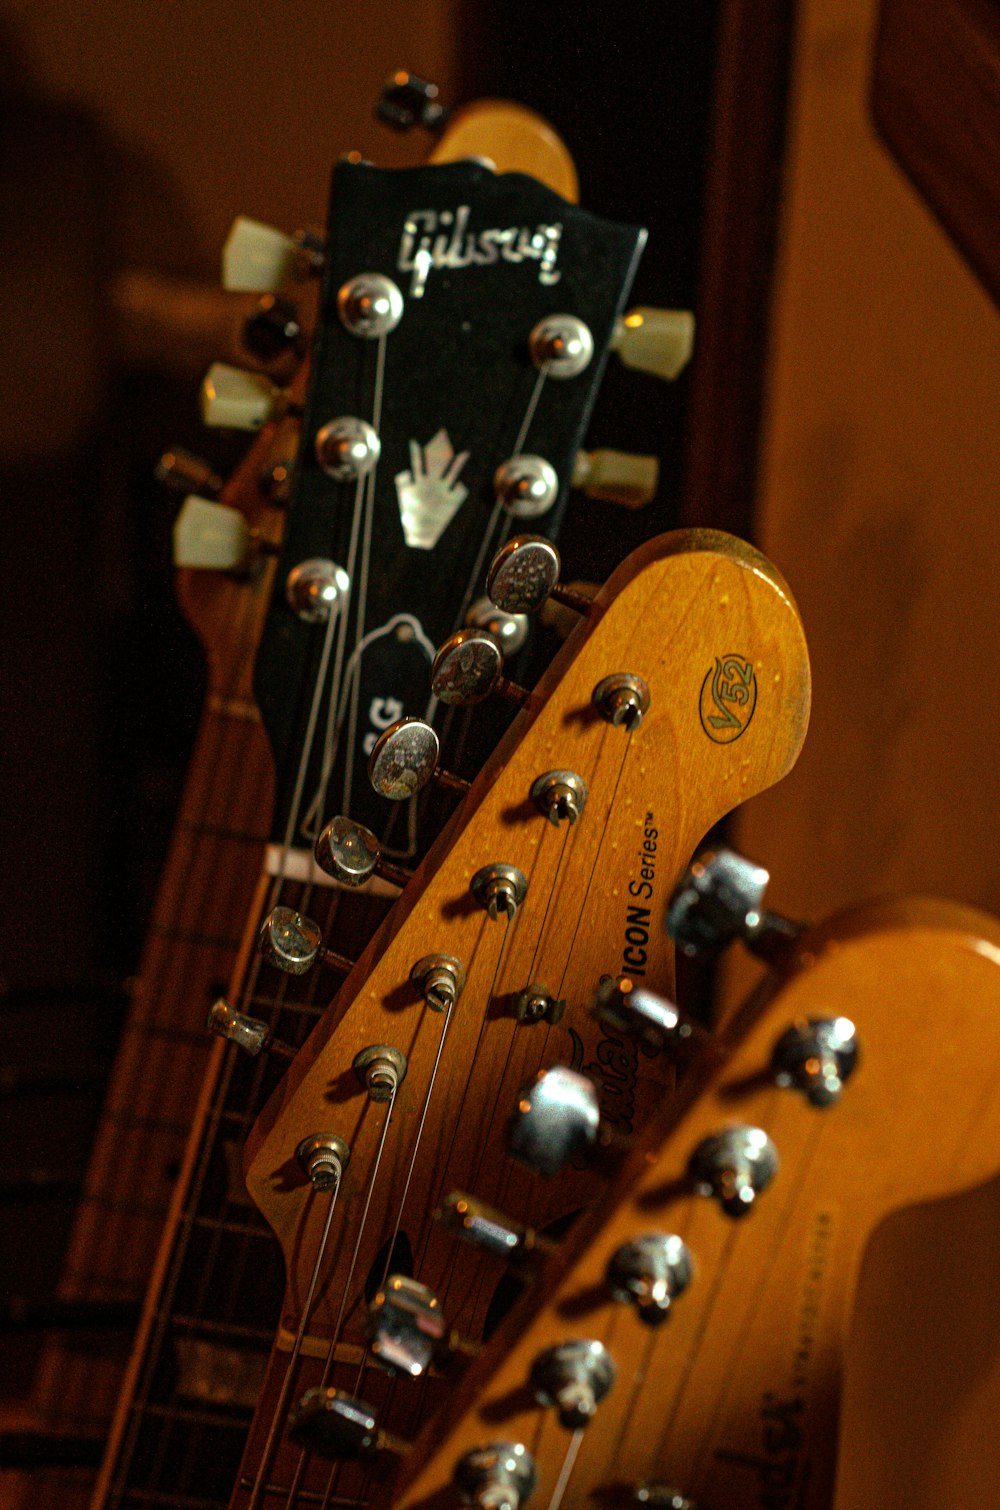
[
  {"left": 314, "top": 815, "right": 411, "bottom": 890},
  {"left": 353, "top": 1043, "right": 408, "bottom": 1102},
  {"left": 297, "top": 1132, "right": 351, "bottom": 1191},
  {"left": 410, "top": 953, "right": 466, "bottom": 1013},
  {"left": 592, "top": 672, "right": 650, "bottom": 730},
  {"left": 453, "top": 1441, "right": 537, "bottom": 1510},
  {"left": 471, "top": 863, "right": 528, "bottom": 922},
  {"left": 606, "top": 1232, "right": 693, "bottom": 1326},
  {"left": 530, "top": 769, "right": 588, "bottom": 826},
  {"left": 689, "top": 1125, "right": 778, "bottom": 1219}
]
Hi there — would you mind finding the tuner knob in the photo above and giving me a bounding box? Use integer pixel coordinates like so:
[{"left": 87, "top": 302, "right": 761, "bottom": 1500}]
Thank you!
[
  {"left": 771, "top": 1016, "right": 858, "bottom": 1106},
  {"left": 572, "top": 448, "right": 660, "bottom": 508},
  {"left": 207, "top": 998, "right": 294, "bottom": 1059},
  {"left": 172, "top": 495, "right": 253, "bottom": 571},
  {"left": 431, "top": 628, "right": 530, "bottom": 708},
  {"left": 314, "top": 816, "right": 411, "bottom": 890},
  {"left": 241, "top": 292, "right": 305, "bottom": 362},
  {"left": 257, "top": 906, "right": 353, "bottom": 976},
  {"left": 437, "top": 1191, "right": 556, "bottom": 1263},
  {"left": 288, "top": 1387, "right": 404, "bottom": 1463},
  {"left": 689, "top": 1126, "right": 778, "bottom": 1218},
  {"left": 667, "top": 847, "right": 802, "bottom": 963},
  {"left": 200, "top": 362, "right": 293, "bottom": 430},
  {"left": 612, "top": 306, "right": 696, "bottom": 381},
  {"left": 223, "top": 215, "right": 316, "bottom": 292},
  {"left": 607, "top": 1233, "right": 693, "bottom": 1325},
  {"left": 487, "top": 535, "right": 594, "bottom": 617},
  {"left": 530, "top": 1339, "right": 615, "bottom": 1428},
  {"left": 494, "top": 455, "right": 559, "bottom": 519},
  {"left": 376, "top": 71, "right": 449, "bottom": 134},
  {"left": 368, "top": 717, "right": 470, "bottom": 801},
  {"left": 453, "top": 1442, "right": 537, "bottom": 1510},
  {"left": 508, "top": 1066, "right": 602, "bottom": 1177},
  {"left": 155, "top": 447, "right": 223, "bottom": 499},
  {"left": 593, "top": 978, "right": 701, "bottom": 1057},
  {"left": 366, "top": 1274, "right": 447, "bottom": 1377},
  {"left": 530, "top": 770, "right": 587, "bottom": 826}
]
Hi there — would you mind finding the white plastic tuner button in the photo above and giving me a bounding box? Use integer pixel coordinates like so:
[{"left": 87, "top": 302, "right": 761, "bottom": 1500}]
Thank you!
[
  {"left": 222, "top": 216, "right": 298, "bottom": 291},
  {"left": 200, "top": 363, "right": 280, "bottom": 430},
  {"left": 572, "top": 448, "right": 659, "bottom": 508},
  {"left": 173, "top": 495, "right": 252, "bottom": 570},
  {"left": 612, "top": 307, "right": 696, "bottom": 381}
]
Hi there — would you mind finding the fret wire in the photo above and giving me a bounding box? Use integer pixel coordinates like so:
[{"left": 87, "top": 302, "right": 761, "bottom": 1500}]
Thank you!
[{"left": 241, "top": 1481, "right": 366, "bottom": 1507}]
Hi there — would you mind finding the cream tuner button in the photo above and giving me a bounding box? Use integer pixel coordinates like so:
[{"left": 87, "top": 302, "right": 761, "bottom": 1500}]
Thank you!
[
  {"left": 612, "top": 306, "right": 696, "bottom": 381},
  {"left": 573, "top": 448, "right": 659, "bottom": 508},
  {"left": 173, "top": 495, "right": 251, "bottom": 570},
  {"left": 222, "top": 215, "right": 298, "bottom": 292},
  {"left": 199, "top": 363, "right": 281, "bottom": 430}
]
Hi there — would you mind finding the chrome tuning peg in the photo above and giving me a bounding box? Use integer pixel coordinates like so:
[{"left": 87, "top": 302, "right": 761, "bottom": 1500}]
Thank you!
[
  {"left": 366, "top": 1274, "right": 454, "bottom": 1377},
  {"left": 689, "top": 1126, "right": 778, "bottom": 1218},
  {"left": 206, "top": 998, "right": 294, "bottom": 1059},
  {"left": 611, "top": 306, "right": 696, "bottom": 381},
  {"left": 288, "top": 1387, "right": 405, "bottom": 1463},
  {"left": 530, "top": 1339, "right": 615, "bottom": 1429},
  {"left": 431, "top": 628, "right": 531, "bottom": 708},
  {"left": 667, "top": 847, "right": 803, "bottom": 963},
  {"left": 376, "top": 71, "right": 449, "bottom": 134},
  {"left": 437, "top": 1191, "right": 556, "bottom": 1265},
  {"left": 771, "top": 1016, "right": 859, "bottom": 1107},
  {"left": 607, "top": 1232, "right": 693, "bottom": 1325},
  {"left": 240, "top": 292, "right": 305, "bottom": 364},
  {"left": 314, "top": 816, "right": 411, "bottom": 890},
  {"left": 487, "top": 534, "right": 594, "bottom": 617},
  {"left": 593, "top": 977, "right": 703, "bottom": 1057},
  {"left": 199, "top": 362, "right": 301, "bottom": 431},
  {"left": 257, "top": 906, "right": 353, "bottom": 976},
  {"left": 155, "top": 447, "right": 223, "bottom": 499},
  {"left": 222, "top": 215, "right": 324, "bottom": 292},
  {"left": 368, "top": 717, "right": 469, "bottom": 801},
  {"left": 572, "top": 447, "right": 659, "bottom": 508},
  {"left": 508, "top": 1066, "right": 624, "bottom": 1177},
  {"left": 453, "top": 1442, "right": 537, "bottom": 1510}
]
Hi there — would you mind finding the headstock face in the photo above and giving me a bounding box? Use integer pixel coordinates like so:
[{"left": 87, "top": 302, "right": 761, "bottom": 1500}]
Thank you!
[
  {"left": 252, "top": 155, "right": 647, "bottom": 851},
  {"left": 235, "top": 528, "right": 810, "bottom": 1505},
  {"left": 392, "top": 899, "right": 1000, "bottom": 1510}
]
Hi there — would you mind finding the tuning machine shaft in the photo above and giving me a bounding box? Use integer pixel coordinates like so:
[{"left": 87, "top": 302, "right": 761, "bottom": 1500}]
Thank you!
[
  {"left": 437, "top": 1191, "right": 557, "bottom": 1266},
  {"left": 222, "top": 215, "right": 324, "bottom": 292}
]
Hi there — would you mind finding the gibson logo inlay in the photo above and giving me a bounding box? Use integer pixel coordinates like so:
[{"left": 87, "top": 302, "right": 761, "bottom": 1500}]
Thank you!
[{"left": 397, "top": 205, "right": 563, "bottom": 298}]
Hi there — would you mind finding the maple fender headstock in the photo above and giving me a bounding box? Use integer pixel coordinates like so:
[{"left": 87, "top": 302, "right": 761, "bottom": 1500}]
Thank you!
[
  {"left": 393, "top": 898, "right": 1000, "bottom": 1510},
  {"left": 232, "top": 529, "right": 809, "bottom": 1505}
]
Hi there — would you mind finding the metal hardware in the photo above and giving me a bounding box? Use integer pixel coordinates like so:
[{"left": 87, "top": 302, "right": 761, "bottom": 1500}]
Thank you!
[
  {"left": 453, "top": 1442, "right": 537, "bottom": 1510},
  {"left": 771, "top": 1016, "right": 858, "bottom": 1106},
  {"left": 353, "top": 1044, "right": 408, "bottom": 1102},
  {"left": 508, "top": 1066, "right": 601, "bottom": 1176},
  {"left": 410, "top": 954, "right": 467, "bottom": 1012},
  {"left": 206, "top": 998, "right": 293, "bottom": 1059},
  {"left": 512, "top": 982, "right": 565, "bottom": 1025},
  {"left": 494, "top": 455, "right": 559, "bottom": 519},
  {"left": 314, "top": 815, "right": 411, "bottom": 888},
  {"left": 241, "top": 293, "right": 304, "bottom": 362},
  {"left": 487, "top": 534, "right": 594, "bottom": 616},
  {"left": 528, "top": 313, "right": 594, "bottom": 378},
  {"left": 689, "top": 1126, "right": 778, "bottom": 1218},
  {"left": 471, "top": 863, "right": 528, "bottom": 921},
  {"left": 467, "top": 596, "right": 529, "bottom": 655},
  {"left": 155, "top": 447, "right": 223, "bottom": 499},
  {"left": 592, "top": 672, "right": 651, "bottom": 729},
  {"left": 288, "top": 1388, "right": 404, "bottom": 1461},
  {"left": 437, "top": 1191, "right": 556, "bottom": 1263},
  {"left": 530, "top": 769, "right": 588, "bottom": 825},
  {"left": 314, "top": 415, "right": 381, "bottom": 480},
  {"left": 593, "top": 977, "right": 700, "bottom": 1056},
  {"left": 431, "top": 628, "right": 530, "bottom": 707},
  {"left": 297, "top": 1132, "right": 351, "bottom": 1191},
  {"left": 368, "top": 717, "right": 470, "bottom": 800},
  {"left": 530, "top": 1339, "right": 615, "bottom": 1428},
  {"left": 667, "top": 847, "right": 803, "bottom": 962},
  {"left": 376, "top": 72, "right": 449, "bottom": 135},
  {"left": 607, "top": 1232, "right": 693, "bottom": 1325},
  {"left": 337, "top": 272, "right": 404, "bottom": 338},
  {"left": 366, "top": 1274, "right": 446, "bottom": 1377},
  {"left": 257, "top": 906, "right": 353, "bottom": 976},
  {"left": 285, "top": 557, "right": 350, "bottom": 623}
]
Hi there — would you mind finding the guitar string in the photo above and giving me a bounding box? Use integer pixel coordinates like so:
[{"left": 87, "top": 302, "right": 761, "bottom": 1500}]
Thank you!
[
  {"left": 546, "top": 1426, "right": 585, "bottom": 1510},
  {"left": 246, "top": 1178, "right": 346, "bottom": 1509}
]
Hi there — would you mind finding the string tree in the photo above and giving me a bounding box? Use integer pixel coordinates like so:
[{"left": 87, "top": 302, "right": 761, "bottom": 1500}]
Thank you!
[
  {"left": 487, "top": 534, "right": 594, "bottom": 617},
  {"left": 511, "top": 982, "right": 565, "bottom": 1026},
  {"left": 430, "top": 627, "right": 531, "bottom": 708},
  {"left": 368, "top": 717, "right": 470, "bottom": 801},
  {"left": 453, "top": 1442, "right": 537, "bottom": 1510},
  {"left": 222, "top": 214, "right": 324, "bottom": 292},
  {"left": 688, "top": 1125, "right": 778, "bottom": 1219},
  {"left": 611, "top": 305, "right": 696, "bottom": 381},
  {"left": 530, "top": 1338, "right": 615, "bottom": 1429},
  {"left": 206, "top": 997, "right": 294, "bottom": 1060},
  {"left": 667, "top": 847, "right": 803, "bottom": 964},
  {"left": 257, "top": 905, "right": 353, "bottom": 977},
  {"left": 314, "top": 815, "right": 411, "bottom": 890}
]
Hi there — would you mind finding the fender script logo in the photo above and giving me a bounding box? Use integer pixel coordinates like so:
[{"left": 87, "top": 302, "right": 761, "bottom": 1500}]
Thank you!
[{"left": 700, "top": 654, "right": 757, "bottom": 743}]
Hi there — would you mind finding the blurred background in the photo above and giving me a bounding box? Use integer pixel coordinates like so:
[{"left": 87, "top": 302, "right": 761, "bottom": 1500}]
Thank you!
[{"left": 1, "top": 0, "right": 998, "bottom": 1502}]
